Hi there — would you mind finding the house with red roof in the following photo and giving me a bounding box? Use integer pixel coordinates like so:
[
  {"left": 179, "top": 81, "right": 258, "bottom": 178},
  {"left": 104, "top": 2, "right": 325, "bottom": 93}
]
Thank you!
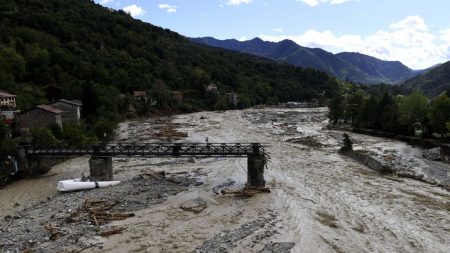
[{"left": 18, "top": 105, "right": 63, "bottom": 135}]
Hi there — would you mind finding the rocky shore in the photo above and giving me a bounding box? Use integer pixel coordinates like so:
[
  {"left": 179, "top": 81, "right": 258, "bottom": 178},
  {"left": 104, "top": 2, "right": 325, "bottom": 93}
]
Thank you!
[{"left": 0, "top": 172, "right": 199, "bottom": 252}]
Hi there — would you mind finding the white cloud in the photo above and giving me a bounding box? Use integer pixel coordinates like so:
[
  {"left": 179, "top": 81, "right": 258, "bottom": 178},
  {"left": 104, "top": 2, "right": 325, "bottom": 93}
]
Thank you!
[
  {"left": 99, "top": 0, "right": 114, "bottom": 5},
  {"left": 330, "top": 0, "right": 351, "bottom": 4},
  {"left": 123, "top": 4, "right": 146, "bottom": 17},
  {"left": 440, "top": 29, "right": 450, "bottom": 43},
  {"left": 272, "top": 28, "right": 285, "bottom": 33},
  {"left": 260, "top": 16, "right": 450, "bottom": 69},
  {"left": 238, "top": 36, "right": 248, "bottom": 41},
  {"left": 158, "top": 4, "right": 177, "bottom": 13},
  {"left": 227, "top": 0, "right": 253, "bottom": 6},
  {"left": 297, "top": 0, "right": 353, "bottom": 7},
  {"left": 390, "top": 15, "right": 427, "bottom": 31}
]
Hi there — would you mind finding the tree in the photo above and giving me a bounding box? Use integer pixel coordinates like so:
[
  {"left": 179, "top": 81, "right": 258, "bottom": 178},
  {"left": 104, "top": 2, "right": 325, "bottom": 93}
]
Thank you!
[
  {"left": 346, "top": 90, "right": 365, "bottom": 125},
  {"left": 356, "top": 96, "right": 378, "bottom": 128},
  {"left": 61, "top": 121, "right": 87, "bottom": 145},
  {"left": 430, "top": 92, "right": 450, "bottom": 137},
  {"left": 398, "top": 91, "right": 429, "bottom": 134},
  {"left": 31, "top": 127, "right": 57, "bottom": 145},
  {"left": 328, "top": 94, "right": 344, "bottom": 124},
  {"left": 0, "top": 120, "right": 6, "bottom": 141},
  {"left": 93, "top": 119, "right": 116, "bottom": 142}
]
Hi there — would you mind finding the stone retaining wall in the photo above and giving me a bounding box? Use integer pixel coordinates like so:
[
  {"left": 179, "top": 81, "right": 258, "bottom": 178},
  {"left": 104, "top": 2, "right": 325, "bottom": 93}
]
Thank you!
[{"left": 340, "top": 150, "right": 392, "bottom": 174}]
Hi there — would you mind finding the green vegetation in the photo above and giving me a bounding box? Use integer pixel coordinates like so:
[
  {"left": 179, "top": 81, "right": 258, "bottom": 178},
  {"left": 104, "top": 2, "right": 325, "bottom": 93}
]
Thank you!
[
  {"left": 0, "top": 0, "right": 341, "bottom": 136},
  {"left": 402, "top": 61, "right": 450, "bottom": 97},
  {"left": 0, "top": 121, "right": 16, "bottom": 160},
  {"left": 31, "top": 121, "right": 99, "bottom": 146},
  {"left": 329, "top": 88, "right": 450, "bottom": 138}
]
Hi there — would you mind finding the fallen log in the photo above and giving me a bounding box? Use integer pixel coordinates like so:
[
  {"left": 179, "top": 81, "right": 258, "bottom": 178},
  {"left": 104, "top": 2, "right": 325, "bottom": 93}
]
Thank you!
[
  {"left": 221, "top": 186, "right": 271, "bottom": 197},
  {"left": 2, "top": 217, "right": 13, "bottom": 232},
  {"left": 95, "top": 212, "right": 135, "bottom": 220},
  {"left": 99, "top": 227, "right": 126, "bottom": 237}
]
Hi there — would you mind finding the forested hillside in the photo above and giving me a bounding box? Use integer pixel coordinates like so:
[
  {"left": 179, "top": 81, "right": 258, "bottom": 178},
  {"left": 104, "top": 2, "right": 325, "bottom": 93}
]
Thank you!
[
  {"left": 192, "top": 37, "right": 417, "bottom": 84},
  {"left": 0, "top": 0, "right": 341, "bottom": 125},
  {"left": 402, "top": 61, "right": 450, "bottom": 97}
]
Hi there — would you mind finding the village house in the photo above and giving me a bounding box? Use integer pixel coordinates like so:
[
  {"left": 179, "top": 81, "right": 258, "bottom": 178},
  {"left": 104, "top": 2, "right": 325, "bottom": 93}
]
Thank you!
[
  {"left": 206, "top": 83, "right": 218, "bottom": 95},
  {"left": 0, "top": 90, "right": 16, "bottom": 109},
  {"left": 0, "top": 90, "right": 19, "bottom": 126},
  {"left": 172, "top": 91, "right": 183, "bottom": 104},
  {"left": 133, "top": 90, "right": 149, "bottom": 101},
  {"left": 226, "top": 92, "right": 239, "bottom": 107},
  {"left": 50, "top": 99, "right": 82, "bottom": 122},
  {"left": 18, "top": 105, "right": 62, "bottom": 136}
]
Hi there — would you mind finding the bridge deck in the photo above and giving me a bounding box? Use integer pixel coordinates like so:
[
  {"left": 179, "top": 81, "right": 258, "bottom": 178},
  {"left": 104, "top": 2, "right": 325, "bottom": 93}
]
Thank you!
[{"left": 24, "top": 143, "right": 268, "bottom": 158}]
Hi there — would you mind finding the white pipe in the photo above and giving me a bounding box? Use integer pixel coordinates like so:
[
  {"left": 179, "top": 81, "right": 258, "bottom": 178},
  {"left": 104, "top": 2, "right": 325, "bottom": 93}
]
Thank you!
[{"left": 57, "top": 178, "right": 121, "bottom": 192}]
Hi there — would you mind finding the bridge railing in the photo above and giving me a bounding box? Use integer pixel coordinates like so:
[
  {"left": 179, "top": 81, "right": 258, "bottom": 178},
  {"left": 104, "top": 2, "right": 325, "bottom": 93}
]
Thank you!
[{"left": 22, "top": 143, "right": 269, "bottom": 158}]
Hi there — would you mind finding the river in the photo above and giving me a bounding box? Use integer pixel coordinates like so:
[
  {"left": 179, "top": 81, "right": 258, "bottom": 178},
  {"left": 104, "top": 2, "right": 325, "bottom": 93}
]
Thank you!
[
  {"left": 1, "top": 107, "right": 449, "bottom": 253},
  {"left": 101, "top": 107, "right": 450, "bottom": 252}
]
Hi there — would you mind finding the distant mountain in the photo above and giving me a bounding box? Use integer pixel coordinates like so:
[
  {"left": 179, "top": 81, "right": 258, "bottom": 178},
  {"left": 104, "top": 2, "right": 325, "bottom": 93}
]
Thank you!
[
  {"left": 402, "top": 61, "right": 450, "bottom": 97},
  {"left": 191, "top": 37, "right": 418, "bottom": 84}
]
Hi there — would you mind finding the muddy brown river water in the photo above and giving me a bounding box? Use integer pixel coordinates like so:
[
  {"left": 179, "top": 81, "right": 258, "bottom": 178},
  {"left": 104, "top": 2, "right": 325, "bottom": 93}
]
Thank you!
[{"left": 1, "top": 107, "right": 449, "bottom": 253}]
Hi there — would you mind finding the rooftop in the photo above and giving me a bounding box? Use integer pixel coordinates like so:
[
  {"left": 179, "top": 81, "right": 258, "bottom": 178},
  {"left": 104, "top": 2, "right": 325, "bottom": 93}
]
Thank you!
[
  {"left": 36, "top": 105, "right": 63, "bottom": 114},
  {"left": 55, "top": 99, "right": 83, "bottom": 106},
  {"left": 0, "top": 90, "right": 16, "bottom": 98},
  {"left": 133, "top": 91, "right": 147, "bottom": 97}
]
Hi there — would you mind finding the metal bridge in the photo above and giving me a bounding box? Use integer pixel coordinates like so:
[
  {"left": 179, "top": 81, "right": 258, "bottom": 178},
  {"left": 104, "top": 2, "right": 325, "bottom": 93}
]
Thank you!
[
  {"left": 20, "top": 143, "right": 268, "bottom": 187},
  {"left": 23, "top": 143, "right": 268, "bottom": 158}
]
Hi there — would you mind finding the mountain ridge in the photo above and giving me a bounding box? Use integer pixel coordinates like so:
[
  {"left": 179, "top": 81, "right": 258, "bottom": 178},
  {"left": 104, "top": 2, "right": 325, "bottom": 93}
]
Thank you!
[
  {"left": 402, "top": 61, "right": 450, "bottom": 97},
  {"left": 191, "top": 37, "right": 419, "bottom": 84}
]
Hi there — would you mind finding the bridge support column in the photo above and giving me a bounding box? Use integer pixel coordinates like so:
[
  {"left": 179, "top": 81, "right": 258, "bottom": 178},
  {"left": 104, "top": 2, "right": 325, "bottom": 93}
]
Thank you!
[
  {"left": 17, "top": 148, "right": 31, "bottom": 177},
  {"left": 247, "top": 154, "right": 265, "bottom": 187},
  {"left": 89, "top": 157, "right": 113, "bottom": 181}
]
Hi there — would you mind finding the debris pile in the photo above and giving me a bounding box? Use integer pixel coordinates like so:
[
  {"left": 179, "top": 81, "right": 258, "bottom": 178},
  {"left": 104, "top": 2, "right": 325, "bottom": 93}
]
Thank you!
[
  {"left": 286, "top": 136, "right": 325, "bottom": 148},
  {"left": 221, "top": 186, "right": 272, "bottom": 198},
  {"left": 67, "top": 199, "right": 134, "bottom": 236},
  {"left": 0, "top": 173, "right": 199, "bottom": 252},
  {"left": 152, "top": 123, "right": 188, "bottom": 141}
]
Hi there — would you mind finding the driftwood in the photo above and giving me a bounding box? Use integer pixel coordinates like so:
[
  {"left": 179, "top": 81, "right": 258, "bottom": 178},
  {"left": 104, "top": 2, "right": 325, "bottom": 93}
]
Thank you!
[
  {"left": 2, "top": 217, "right": 13, "bottom": 232},
  {"left": 67, "top": 199, "right": 134, "bottom": 230},
  {"left": 221, "top": 186, "right": 271, "bottom": 197},
  {"left": 95, "top": 212, "right": 135, "bottom": 220},
  {"left": 91, "top": 213, "right": 99, "bottom": 229},
  {"left": 99, "top": 227, "right": 126, "bottom": 237},
  {"left": 44, "top": 223, "right": 60, "bottom": 240}
]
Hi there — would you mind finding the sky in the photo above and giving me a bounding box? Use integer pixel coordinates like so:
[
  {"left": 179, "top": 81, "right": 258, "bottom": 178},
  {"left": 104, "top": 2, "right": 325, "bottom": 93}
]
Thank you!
[{"left": 95, "top": 0, "right": 450, "bottom": 70}]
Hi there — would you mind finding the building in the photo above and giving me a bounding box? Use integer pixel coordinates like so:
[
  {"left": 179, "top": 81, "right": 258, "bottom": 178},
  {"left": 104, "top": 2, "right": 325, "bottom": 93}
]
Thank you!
[
  {"left": 133, "top": 90, "right": 148, "bottom": 101},
  {"left": 50, "top": 99, "right": 82, "bottom": 122},
  {"left": 226, "top": 92, "right": 239, "bottom": 107},
  {"left": 18, "top": 105, "right": 62, "bottom": 135},
  {"left": 0, "top": 109, "right": 19, "bottom": 125},
  {"left": 206, "top": 83, "right": 218, "bottom": 95},
  {"left": 172, "top": 91, "right": 183, "bottom": 104},
  {"left": 0, "top": 90, "right": 19, "bottom": 126},
  {"left": 0, "top": 90, "right": 16, "bottom": 108}
]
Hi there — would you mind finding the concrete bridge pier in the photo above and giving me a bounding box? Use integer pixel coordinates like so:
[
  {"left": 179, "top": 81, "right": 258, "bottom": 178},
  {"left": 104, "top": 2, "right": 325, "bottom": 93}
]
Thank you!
[
  {"left": 247, "top": 144, "right": 266, "bottom": 187},
  {"left": 247, "top": 155, "right": 265, "bottom": 187},
  {"left": 89, "top": 157, "right": 113, "bottom": 181}
]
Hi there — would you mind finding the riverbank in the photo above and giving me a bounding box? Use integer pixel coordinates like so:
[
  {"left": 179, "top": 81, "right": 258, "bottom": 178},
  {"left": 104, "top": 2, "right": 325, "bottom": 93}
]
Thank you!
[{"left": 328, "top": 124, "right": 450, "bottom": 149}]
